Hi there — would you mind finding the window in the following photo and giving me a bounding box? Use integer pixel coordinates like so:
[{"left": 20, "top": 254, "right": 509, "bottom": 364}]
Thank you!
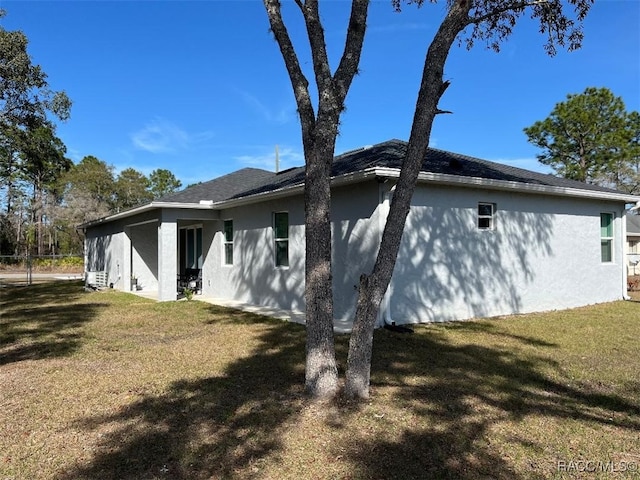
[
  {"left": 600, "top": 213, "right": 614, "bottom": 263},
  {"left": 629, "top": 240, "right": 639, "bottom": 254},
  {"left": 223, "top": 220, "right": 233, "bottom": 265},
  {"left": 478, "top": 203, "right": 496, "bottom": 230},
  {"left": 274, "top": 212, "right": 289, "bottom": 267}
]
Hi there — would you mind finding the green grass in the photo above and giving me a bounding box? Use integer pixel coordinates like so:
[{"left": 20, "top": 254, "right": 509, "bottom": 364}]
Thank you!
[{"left": 1, "top": 282, "right": 639, "bottom": 479}]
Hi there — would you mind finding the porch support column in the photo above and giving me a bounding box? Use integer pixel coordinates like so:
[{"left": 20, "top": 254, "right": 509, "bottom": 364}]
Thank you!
[{"left": 158, "top": 211, "right": 178, "bottom": 301}]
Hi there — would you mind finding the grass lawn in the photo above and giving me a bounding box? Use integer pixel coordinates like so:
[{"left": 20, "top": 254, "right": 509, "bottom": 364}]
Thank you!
[{"left": 1, "top": 282, "right": 639, "bottom": 479}]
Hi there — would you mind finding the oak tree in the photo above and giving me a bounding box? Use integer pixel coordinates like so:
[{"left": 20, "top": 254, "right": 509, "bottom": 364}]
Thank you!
[{"left": 263, "top": 0, "right": 593, "bottom": 399}]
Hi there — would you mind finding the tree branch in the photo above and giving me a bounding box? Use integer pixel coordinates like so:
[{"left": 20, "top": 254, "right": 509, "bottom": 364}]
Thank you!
[
  {"left": 333, "top": 0, "right": 370, "bottom": 104},
  {"left": 371, "top": 1, "right": 474, "bottom": 291},
  {"left": 263, "top": 0, "right": 315, "bottom": 125},
  {"left": 298, "top": 0, "right": 334, "bottom": 99},
  {"left": 469, "top": 0, "right": 548, "bottom": 25}
]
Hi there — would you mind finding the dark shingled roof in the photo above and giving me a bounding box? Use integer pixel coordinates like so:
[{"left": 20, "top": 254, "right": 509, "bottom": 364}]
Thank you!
[
  {"left": 159, "top": 139, "right": 627, "bottom": 205},
  {"left": 157, "top": 167, "right": 275, "bottom": 203},
  {"left": 232, "top": 139, "right": 626, "bottom": 200}
]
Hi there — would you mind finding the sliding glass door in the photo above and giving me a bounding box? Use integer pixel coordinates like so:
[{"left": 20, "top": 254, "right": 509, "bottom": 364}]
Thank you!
[{"left": 179, "top": 226, "right": 202, "bottom": 274}]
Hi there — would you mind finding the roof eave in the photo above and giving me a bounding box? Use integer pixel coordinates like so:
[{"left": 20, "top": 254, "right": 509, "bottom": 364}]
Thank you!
[
  {"left": 209, "top": 168, "right": 379, "bottom": 209},
  {"left": 79, "top": 201, "right": 217, "bottom": 229},
  {"left": 82, "top": 166, "right": 639, "bottom": 230},
  {"left": 373, "top": 168, "right": 640, "bottom": 203}
]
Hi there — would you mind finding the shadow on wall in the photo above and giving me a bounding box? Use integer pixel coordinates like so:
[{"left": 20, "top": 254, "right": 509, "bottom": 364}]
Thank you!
[
  {"left": 331, "top": 183, "right": 381, "bottom": 326},
  {"left": 390, "top": 195, "right": 554, "bottom": 323},
  {"left": 230, "top": 225, "right": 305, "bottom": 313},
  {"left": 130, "top": 223, "right": 159, "bottom": 290},
  {"left": 227, "top": 187, "right": 555, "bottom": 326},
  {"left": 227, "top": 184, "right": 381, "bottom": 326},
  {"left": 86, "top": 234, "right": 116, "bottom": 286}
]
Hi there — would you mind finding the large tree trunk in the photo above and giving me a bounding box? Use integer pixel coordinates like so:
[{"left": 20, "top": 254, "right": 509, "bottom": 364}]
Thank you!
[
  {"left": 303, "top": 129, "right": 339, "bottom": 398},
  {"left": 263, "top": 0, "right": 369, "bottom": 398},
  {"left": 345, "top": 1, "right": 473, "bottom": 399}
]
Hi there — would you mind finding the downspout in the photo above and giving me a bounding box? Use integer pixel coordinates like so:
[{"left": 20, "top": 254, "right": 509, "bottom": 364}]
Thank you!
[{"left": 378, "top": 180, "right": 396, "bottom": 327}]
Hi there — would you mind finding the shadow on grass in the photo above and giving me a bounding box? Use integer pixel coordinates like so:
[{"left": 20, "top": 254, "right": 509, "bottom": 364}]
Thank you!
[
  {"left": 335, "top": 326, "right": 640, "bottom": 479},
  {"left": 62, "top": 311, "right": 640, "bottom": 480},
  {"left": 63, "top": 307, "right": 307, "bottom": 480},
  {"left": 442, "top": 319, "right": 559, "bottom": 347},
  {"left": 0, "top": 281, "right": 106, "bottom": 365}
]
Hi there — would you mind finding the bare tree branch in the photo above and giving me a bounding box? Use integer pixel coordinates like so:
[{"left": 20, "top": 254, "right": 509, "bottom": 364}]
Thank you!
[
  {"left": 333, "top": 0, "right": 369, "bottom": 103},
  {"left": 298, "top": 0, "right": 334, "bottom": 105},
  {"left": 263, "top": 0, "right": 315, "bottom": 125}
]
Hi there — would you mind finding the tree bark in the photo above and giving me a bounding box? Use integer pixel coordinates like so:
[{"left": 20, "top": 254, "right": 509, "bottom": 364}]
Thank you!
[
  {"left": 264, "top": 0, "right": 369, "bottom": 398},
  {"left": 345, "top": 1, "right": 473, "bottom": 399},
  {"left": 303, "top": 128, "right": 339, "bottom": 398}
]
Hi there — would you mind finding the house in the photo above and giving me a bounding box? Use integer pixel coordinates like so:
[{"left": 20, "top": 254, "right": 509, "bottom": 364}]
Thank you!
[
  {"left": 80, "top": 139, "right": 638, "bottom": 331},
  {"left": 626, "top": 214, "right": 640, "bottom": 275}
]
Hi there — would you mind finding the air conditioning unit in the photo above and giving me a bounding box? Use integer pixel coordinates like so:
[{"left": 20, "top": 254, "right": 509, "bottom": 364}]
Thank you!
[{"left": 86, "top": 271, "right": 97, "bottom": 284}]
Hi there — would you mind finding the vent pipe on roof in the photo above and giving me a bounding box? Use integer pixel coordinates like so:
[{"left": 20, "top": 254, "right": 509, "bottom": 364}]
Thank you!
[{"left": 275, "top": 144, "right": 280, "bottom": 173}]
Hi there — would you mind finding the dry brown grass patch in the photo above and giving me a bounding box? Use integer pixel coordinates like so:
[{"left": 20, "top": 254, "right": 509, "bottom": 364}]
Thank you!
[{"left": 1, "top": 282, "right": 639, "bottom": 479}]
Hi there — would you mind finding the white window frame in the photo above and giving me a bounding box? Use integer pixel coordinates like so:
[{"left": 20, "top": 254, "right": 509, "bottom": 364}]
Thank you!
[
  {"left": 600, "top": 212, "right": 614, "bottom": 263},
  {"left": 478, "top": 202, "right": 496, "bottom": 230},
  {"left": 273, "top": 211, "right": 289, "bottom": 267},
  {"left": 223, "top": 219, "right": 233, "bottom": 266}
]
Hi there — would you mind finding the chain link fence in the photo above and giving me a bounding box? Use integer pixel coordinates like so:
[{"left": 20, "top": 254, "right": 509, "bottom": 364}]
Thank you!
[{"left": 0, "top": 255, "right": 84, "bottom": 287}]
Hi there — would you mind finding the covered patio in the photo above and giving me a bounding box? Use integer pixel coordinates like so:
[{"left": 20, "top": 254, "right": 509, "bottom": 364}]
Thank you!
[{"left": 117, "top": 207, "right": 220, "bottom": 301}]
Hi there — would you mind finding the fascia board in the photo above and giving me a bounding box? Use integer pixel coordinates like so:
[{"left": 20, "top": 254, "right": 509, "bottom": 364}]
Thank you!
[
  {"left": 79, "top": 201, "right": 217, "bottom": 229},
  {"left": 373, "top": 168, "right": 640, "bottom": 203},
  {"left": 83, "top": 165, "right": 636, "bottom": 228}
]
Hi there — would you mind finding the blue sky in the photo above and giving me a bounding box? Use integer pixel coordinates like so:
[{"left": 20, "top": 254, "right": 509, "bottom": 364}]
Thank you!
[{"left": 1, "top": 0, "right": 639, "bottom": 186}]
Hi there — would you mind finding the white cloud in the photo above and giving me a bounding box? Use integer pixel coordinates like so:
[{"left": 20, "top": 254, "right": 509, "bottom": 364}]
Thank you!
[
  {"left": 235, "top": 146, "right": 304, "bottom": 172},
  {"left": 236, "top": 89, "right": 294, "bottom": 125},
  {"left": 131, "top": 118, "right": 214, "bottom": 154}
]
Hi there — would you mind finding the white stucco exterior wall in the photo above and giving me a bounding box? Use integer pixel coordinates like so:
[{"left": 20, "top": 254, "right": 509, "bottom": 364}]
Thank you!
[
  {"left": 130, "top": 222, "right": 158, "bottom": 291},
  {"left": 84, "top": 207, "right": 219, "bottom": 298},
  {"left": 205, "top": 195, "right": 306, "bottom": 312},
  {"left": 330, "top": 182, "right": 382, "bottom": 331},
  {"left": 85, "top": 225, "right": 125, "bottom": 289},
  {"left": 83, "top": 178, "right": 630, "bottom": 330},
  {"left": 388, "top": 183, "right": 628, "bottom": 324},
  {"left": 157, "top": 211, "right": 178, "bottom": 301},
  {"left": 202, "top": 182, "right": 381, "bottom": 332}
]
